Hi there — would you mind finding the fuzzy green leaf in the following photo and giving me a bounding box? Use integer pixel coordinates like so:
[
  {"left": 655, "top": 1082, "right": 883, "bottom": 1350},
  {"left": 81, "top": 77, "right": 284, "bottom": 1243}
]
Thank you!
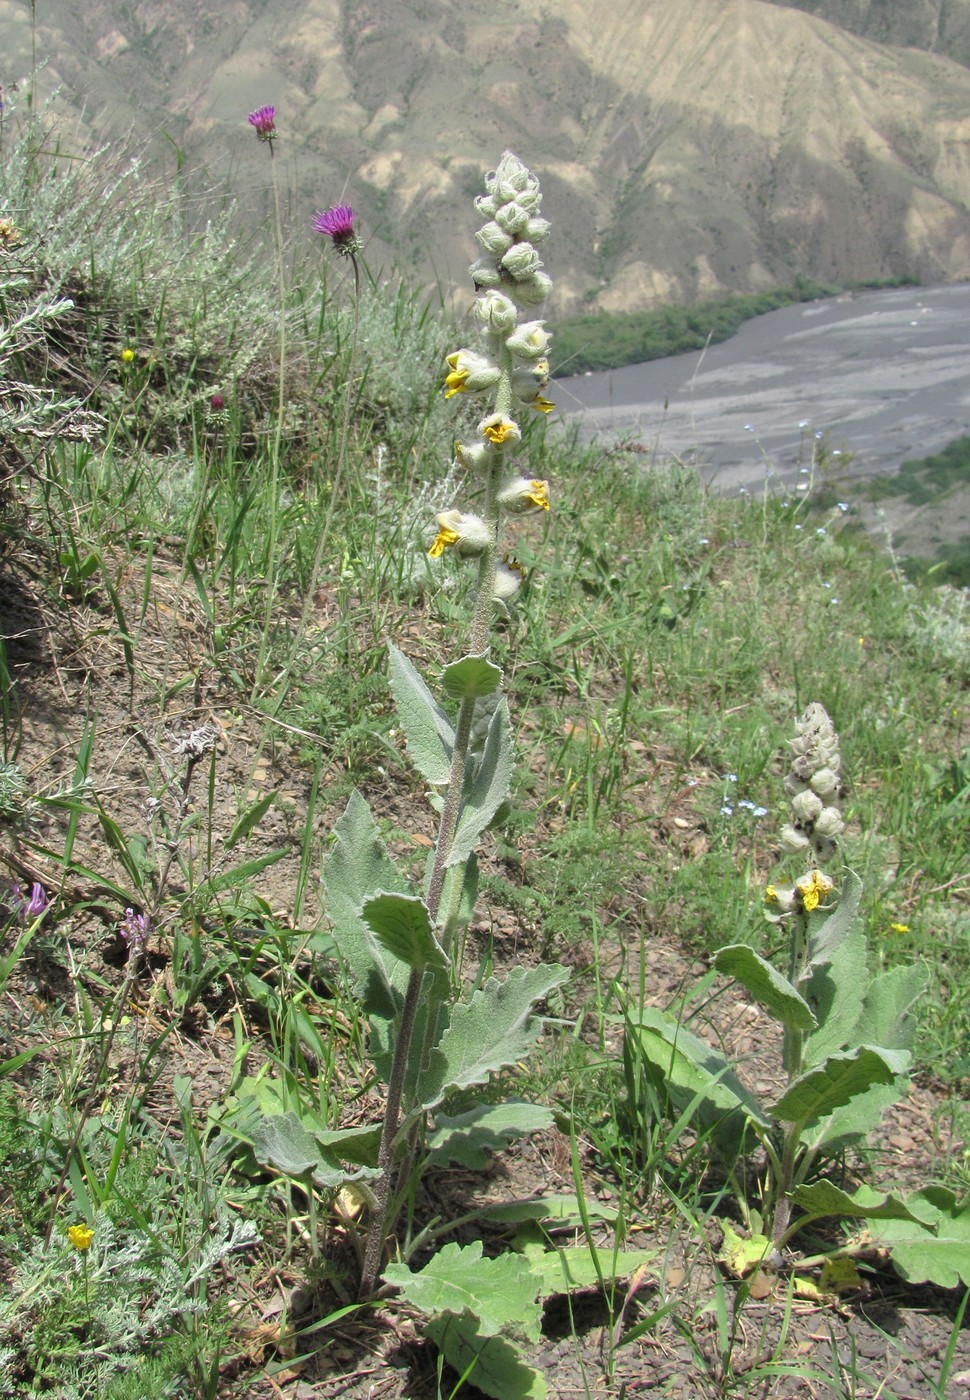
[
  {"left": 428, "top": 1101, "right": 556, "bottom": 1167},
  {"left": 320, "top": 791, "right": 411, "bottom": 1019},
  {"left": 441, "top": 654, "right": 503, "bottom": 701},
  {"left": 714, "top": 944, "right": 817, "bottom": 1032},
  {"left": 419, "top": 965, "right": 570, "bottom": 1111},
  {"left": 791, "top": 1181, "right": 930, "bottom": 1226},
  {"left": 360, "top": 891, "right": 449, "bottom": 996},
  {"left": 388, "top": 644, "right": 454, "bottom": 785},
  {"left": 385, "top": 1240, "right": 541, "bottom": 1341},
  {"left": 625, "top": 1007, "right": 772, "bottom": 1134},
  {"left": 446, "top": 696, "right": 514, "bottom": 869},
  {"left": 768, "top": 1046, "right": 902, "bottom": 1124},
  {"left": 800, "top": 923, "right": 869, "bottom": 1070},
  {"left": 870, "top": 1187, "right": 970, "bottom": 1289},
  {"left": 252, "top": 1111, "right": 380, "bottom": 1190},
  {"left": 425, "top": 1319, "right": 546, "bottom": 1400},
  {"left": 519, "top": 1241, "right": 658, "bottom": 1295}
]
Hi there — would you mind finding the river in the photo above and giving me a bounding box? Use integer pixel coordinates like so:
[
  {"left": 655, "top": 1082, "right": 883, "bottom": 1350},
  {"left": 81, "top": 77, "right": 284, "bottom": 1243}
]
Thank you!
[{"left": 553, "top": 283, "right": 970, "bottom": 498}]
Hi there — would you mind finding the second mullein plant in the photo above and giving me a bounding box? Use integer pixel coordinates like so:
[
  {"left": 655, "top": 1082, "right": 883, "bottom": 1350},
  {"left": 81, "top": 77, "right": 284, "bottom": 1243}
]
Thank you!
[{"left": 312, "top": 154, "right": 568, "bottom": 1296}]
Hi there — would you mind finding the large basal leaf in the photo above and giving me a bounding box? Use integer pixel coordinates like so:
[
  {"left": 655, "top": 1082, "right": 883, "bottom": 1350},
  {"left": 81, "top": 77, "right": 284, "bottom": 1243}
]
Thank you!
[
  {"left": 768, "top": 1046, "right": 903, "bottom": 1124},
  {"left": 425, "top": 1318, "right": 546, "bottom": 1400},
  {"left": 870, "top": 1187, "right": 970, "bottom": 1289},
  {"left": 428, "top": 1101, "right": 556, "bottom": 1168},
  {"left": 625, "top": 1007, "right": 772, "bottom": 1130},
  {"left": 320, "top": 791, "right": 411, "bottom": 1018},
  {"left": 387, "top": 644, "right": 454, "bottom": 786},
  {"left": 806, "top": 869, "right": 863, "bottom": 968},
  {"left": 800, "top": 1078, "right": 907, "bottom": 1158},
  {"left": 791, "top": 1181, "right": 930, "bottom": 1227},
  {"left": 446, "top": 696, "right": 514, "bottom": 869},
  {"left": 252, "top": 1111, "right": 381, "bottom": 1191},
  {"left": 384, "top": 1240, "right": 541, "bottom": 1341},
  {"left": 519, "top": 1240, "right": 658, "bottom": 1295},
  {"left": 419, "top": 964, "right": 570, "bottom": 1111},
  {"left": 360, "top": 891, "right": 449, "bottom": 997},
  {"left": 714, "top": 944, "right": 817, "bottom": 1032},
  {"left": 441, "top": 654, "right": 503, "bottom": 701}
]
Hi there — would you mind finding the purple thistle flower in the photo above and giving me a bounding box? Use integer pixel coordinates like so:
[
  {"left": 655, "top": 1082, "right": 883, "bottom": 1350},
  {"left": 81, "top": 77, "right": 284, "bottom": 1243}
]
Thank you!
[
  {"left": 209, "top": 393, "right": 225, "bottom": 412},
  {"left": 247, "top": 106, "right": 277, "bottom": 142},
  {"left": 313, "top": 204, "right": 363, "bottom": 258}
]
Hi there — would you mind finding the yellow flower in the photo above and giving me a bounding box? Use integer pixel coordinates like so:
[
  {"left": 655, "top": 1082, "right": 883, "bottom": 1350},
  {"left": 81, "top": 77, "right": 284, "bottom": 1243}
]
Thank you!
[
  {"left": 890, "top": 922, "right": 910, "bottom": 935},
  {"left": 530, "top": 395, "right": 555, "bottom": 413},
  {"left": 796, "top": 869, "right": 834, "bottom": 913},
  {"left": 120, "top": 347, "right": 135, "bottom": 364},
  {"left": 68, "top": 1223, "right": 95, "bottom": 1251},
  {"left": 428, "top": 510, "right": 490, "bottom": 559},
  {"left": 0, "top": 219, "right": 23, "bottom": 249},
  {"left": 765, "top": 885, "right": 778, "bottom": 904},
  {"left": 481, "top": 416, "right": 519, "bottom": 447},
  {"left": 499, "top": 477, "right": 550, "bottom": 513}
]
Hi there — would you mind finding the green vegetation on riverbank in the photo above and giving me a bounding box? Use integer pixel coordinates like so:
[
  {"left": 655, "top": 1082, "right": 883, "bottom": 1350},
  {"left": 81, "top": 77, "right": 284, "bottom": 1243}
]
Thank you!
[{"left": 552, "top": 275, "right": 920, "bottom": 376}]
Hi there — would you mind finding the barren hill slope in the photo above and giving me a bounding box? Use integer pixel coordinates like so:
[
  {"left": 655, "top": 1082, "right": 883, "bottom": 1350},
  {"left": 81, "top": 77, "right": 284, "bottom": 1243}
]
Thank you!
[{"left": 4, "top": 0, "right": 970, "bottom": 311}]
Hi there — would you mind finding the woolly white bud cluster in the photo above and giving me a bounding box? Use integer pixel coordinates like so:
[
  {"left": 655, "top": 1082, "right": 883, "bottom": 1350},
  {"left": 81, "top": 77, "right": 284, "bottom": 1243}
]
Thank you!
[
  {"left": 765, "top": 703, "right": 843, "bottom": 919},
  {"left": 429, "top": 152, "right": 553, "bottom": 610}
]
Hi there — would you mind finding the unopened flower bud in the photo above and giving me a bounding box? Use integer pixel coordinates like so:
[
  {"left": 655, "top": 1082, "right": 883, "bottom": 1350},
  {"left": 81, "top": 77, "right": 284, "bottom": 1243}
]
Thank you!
[
  {"left": 501, "top": 242, "right": 543, "bottom": 282},
  {"left": 513, "top": 271, "right": 554, "bottom": 305},
  {"left": 780, "top": 824, "right": 811, "bottom": 855},
  {"left": 524, "top": 215, "right": 551, "bottom": 243},
  {"left": 495, "top": 201, "right": 531, "bottom": 237},
  {"left": 455, "top": 439, "right": 492, "bottom": 471},
  {"left": 814, "top": 806, "right": 845, "bottom": 839},
  {"left": 810, "top": 767, "right": 840, "bottom": 800},
  {"left": 475, "top": 292, "right": 519, "bottom": 334},
  {"left": 790, "top": 789, "right": 823, "bottom": 824},
  {"left": 469, "top": 258, "right": 502, "bottom": 289},
  {"left": 506, "top": 320, "right": 551, "bottom": 360},
  {"left": 476, "top": 221, "right": 514, "bottom": 256}
]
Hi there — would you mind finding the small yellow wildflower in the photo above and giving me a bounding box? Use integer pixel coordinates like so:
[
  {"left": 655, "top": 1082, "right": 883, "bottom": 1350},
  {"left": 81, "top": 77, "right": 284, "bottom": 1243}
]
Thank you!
[
  {"left": 796, "top": 870, "right": 834, "bottom": 914},
  {"left": 530, "top": 395, "right": 555, "bottom": 413},
  {"left": 68, "top": 1223, "right": 95, "bottom": 1251},
  {"left": 120, "top": 347, "right": 135, "bottom": 364},
  {"left": 890, "top": 922, "right": 910, "bottom": 935},
  {"left": 0, "top": 218, "right": 23, "bottom": 250},
  {"left": 444, "top": 358, "right": 469, "bottom": 398},
  {"left": 482, "top": 417, "right": 518, "bottom": 446},
  {"left": 765, "top": 885, "right": 778, "bottom": 904},
  {"left": 429, "top": 522, "right": 461, "bottom": 558}
]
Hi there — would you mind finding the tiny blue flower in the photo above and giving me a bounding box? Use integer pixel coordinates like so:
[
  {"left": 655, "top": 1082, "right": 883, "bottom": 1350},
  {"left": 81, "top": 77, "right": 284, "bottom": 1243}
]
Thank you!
[
  {"left": 720, "top": 804, "right": 734, "bottom": 816},
  {"left": 838, "top": 502, "right": 849, "bottom": 512},
  {"left": 753, "top": 806, "right": 768, "bottom": 818}
]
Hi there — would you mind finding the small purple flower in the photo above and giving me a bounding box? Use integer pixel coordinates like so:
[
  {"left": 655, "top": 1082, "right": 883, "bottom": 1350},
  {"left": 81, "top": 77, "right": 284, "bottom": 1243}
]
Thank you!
[
  {"left": 10, "top": 881, "right": 50, "bottom": 922},
  {"left": 247, "top": 106, "right": 277, "bottom": 142},
  {"left": 313, "top": 204, "right": 363, "bottom": 258},
  {"left": 209, "top": 393, "right": 225, "bottom": 412},
  {"left": 120, "top": 907, "right": 151, "bottom": 951}
]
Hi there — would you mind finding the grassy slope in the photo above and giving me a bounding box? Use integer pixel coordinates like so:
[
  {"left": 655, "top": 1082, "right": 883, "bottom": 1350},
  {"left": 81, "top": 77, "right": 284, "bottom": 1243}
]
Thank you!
[{"left": 1, "top": 113, "right": 969, "bottom": 1395}]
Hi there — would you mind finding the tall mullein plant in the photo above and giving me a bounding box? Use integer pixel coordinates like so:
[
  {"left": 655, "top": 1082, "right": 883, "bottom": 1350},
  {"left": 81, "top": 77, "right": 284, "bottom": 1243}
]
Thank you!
[{"left": 318, "top": 154, "right": 568, "bottom": 1299}]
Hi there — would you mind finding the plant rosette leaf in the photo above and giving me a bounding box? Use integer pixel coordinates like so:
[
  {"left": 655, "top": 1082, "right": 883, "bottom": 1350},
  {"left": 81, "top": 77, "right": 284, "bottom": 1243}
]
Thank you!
[
  {"left": 714, "top": 944, "right": 817, "bottom": 1032},
  {"left": 624, "top": 1007, "right": 772, "bottom": 1137},
  {"left": 425, "top": 1318, "right": 546, "bottom": 1400},
  {"left": 767, "top": 1046, "right": 906, "bottom": 1124},
  {"left": 252, "top": 1111, "right": 381, "bottom": 1191},
  {"left": 359, "top": 891, "right": 450, "bottom": 996},
  {"left": 384, "top": 1240, "right": 542, "bottom": 1342},
  {"left": 441, "top": 654, "right": 503, "bottom": 701},
  {"left": 428, "top": 1101, "right": 556, "bottom": 1168},
  {"left": 518, "top": 1240, "right": 658, "bottom": 1295},
  {"left": 868, "top": 1186, "right": 970, "bottom": 1289},
  {"left": 388, "top": 643, "right": 454, "bottom": 785}
]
